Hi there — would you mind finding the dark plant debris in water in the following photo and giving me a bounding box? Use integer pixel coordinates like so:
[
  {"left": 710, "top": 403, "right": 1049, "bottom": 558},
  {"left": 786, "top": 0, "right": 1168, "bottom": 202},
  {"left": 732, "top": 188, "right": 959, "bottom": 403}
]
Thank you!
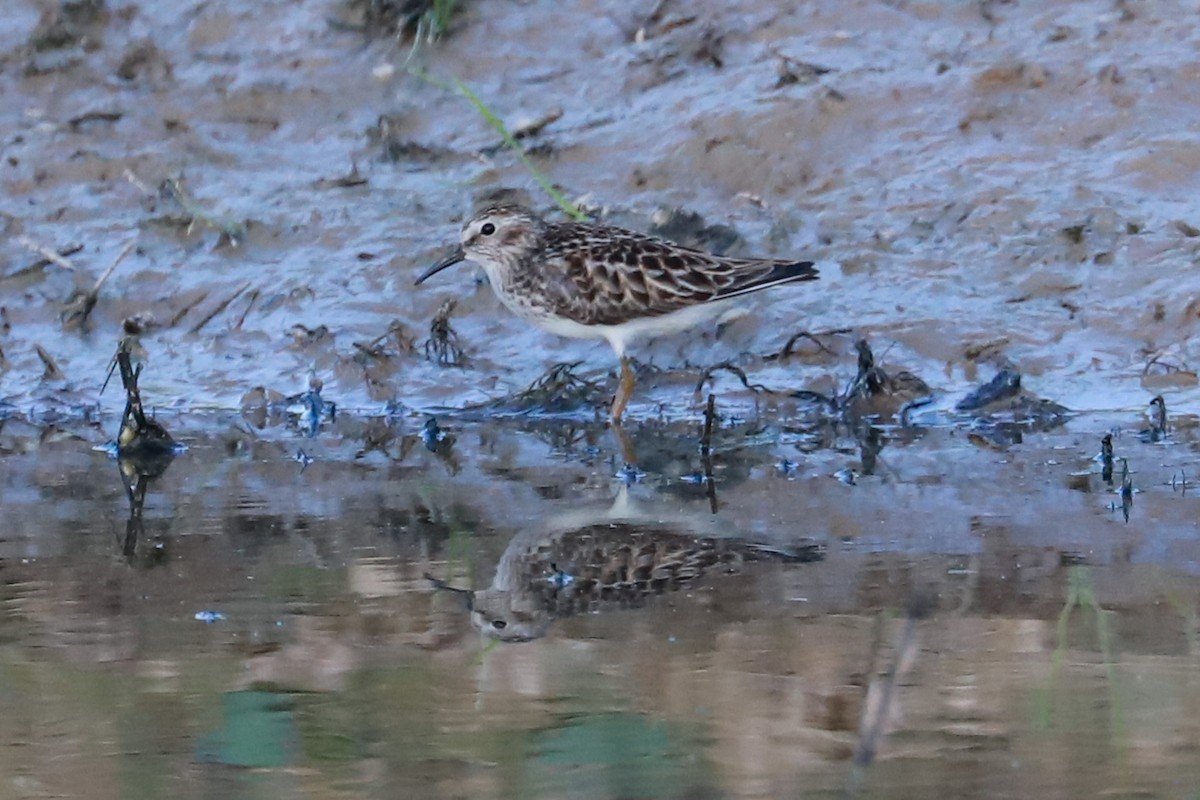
[
  {"left": 108, "top": 340, "right": 175, "bottom": 460},
  {"left": 1138, "top": 394, "right": 1168, "bottom": 442},
  {"left": 424, "top": 299, "right": 467, "bottom": 366},
  {"left": 844, "top": 338, "right": 933, "bottom": 420},
  {"left": 470, "top": 361, "right": 608, "bottom": 417},
  {"left": 690, "top": 338, "right": 1068, "bottom": 442},
  {"left": 765, "top": 328, "right": 851, "bottom": 361},
  {"left": 955, "top": 369, "right": 1023, "bottom": 412},
  {"left": 695, "top": 360, "right": 778, "bottom": 398},
  {"left": 188, "top": 281, "right": 253, "bottom": 335},
  {"left": 235, "top": 373, "right": 336, "bottom": 436},
  {"left": 354, "top": 319, "right": 417, "bottom": 361},
  {"left": 1100, "top": 433, "right": 1115, "bottom": 485},
  {"left": 290, "top": 372, "right": 337, "bottom": 437},
  {"left": 1119, "top": 458, "right": 1134, "bottom": 523},
  {"left": 108, "top": 339, "right": 177, "bottom": 566},
  {"left": 954, "top": 368, "right": 1071, "bottom": 429},
  {"left": 695, "top": 339, "right": 932, "bottom": 422}
]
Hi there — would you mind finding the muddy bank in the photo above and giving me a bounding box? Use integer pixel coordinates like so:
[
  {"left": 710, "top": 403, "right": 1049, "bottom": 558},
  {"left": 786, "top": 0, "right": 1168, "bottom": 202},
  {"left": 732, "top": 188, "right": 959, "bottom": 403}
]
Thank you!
[{"left": 2, "top": 0, "right": 1199, "bottom": 424}]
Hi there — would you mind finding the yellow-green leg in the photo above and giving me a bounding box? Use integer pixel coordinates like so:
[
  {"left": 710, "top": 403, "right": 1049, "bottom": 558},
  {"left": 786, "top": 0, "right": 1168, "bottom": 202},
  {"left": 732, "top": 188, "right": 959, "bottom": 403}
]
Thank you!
[{"left": 611, "top": 357, "right": 635, "bottom": 423}]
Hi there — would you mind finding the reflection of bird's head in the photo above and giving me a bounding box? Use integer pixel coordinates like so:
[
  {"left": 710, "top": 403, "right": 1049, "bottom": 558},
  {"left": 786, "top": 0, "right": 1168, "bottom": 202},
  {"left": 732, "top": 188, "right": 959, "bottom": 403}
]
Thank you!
[
  {"left": 453, "top": 488, "right": 825, "bottom": 644},
  {"left": 469, "top": 589, "right": 552, "bottom": 642}
]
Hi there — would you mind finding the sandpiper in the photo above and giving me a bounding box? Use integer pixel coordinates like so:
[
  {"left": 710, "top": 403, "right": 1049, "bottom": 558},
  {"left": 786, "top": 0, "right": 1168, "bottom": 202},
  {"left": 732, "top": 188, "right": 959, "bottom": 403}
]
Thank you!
[{"left": 415, "top": 203, "right": 819, "bottom": 421}]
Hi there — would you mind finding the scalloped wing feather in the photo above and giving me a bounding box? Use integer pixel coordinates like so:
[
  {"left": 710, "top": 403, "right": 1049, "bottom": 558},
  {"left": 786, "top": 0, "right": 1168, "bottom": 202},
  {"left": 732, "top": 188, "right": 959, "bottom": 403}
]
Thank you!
[{"left": 538, "top": 224, "right": 817, "bottom": 326}]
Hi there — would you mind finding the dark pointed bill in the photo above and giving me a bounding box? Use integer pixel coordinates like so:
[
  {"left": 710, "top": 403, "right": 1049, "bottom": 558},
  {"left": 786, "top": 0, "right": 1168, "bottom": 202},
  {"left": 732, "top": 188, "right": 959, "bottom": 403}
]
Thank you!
[{"left": 415, "top": 246, "right": 466, "bottom": 285}]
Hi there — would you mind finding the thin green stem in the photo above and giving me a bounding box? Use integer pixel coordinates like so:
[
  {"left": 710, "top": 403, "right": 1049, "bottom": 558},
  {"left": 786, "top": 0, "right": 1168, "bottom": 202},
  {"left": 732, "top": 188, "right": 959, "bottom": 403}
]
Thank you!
[{"left": 408, "top": 68, "right": 586, "bottom": 220}]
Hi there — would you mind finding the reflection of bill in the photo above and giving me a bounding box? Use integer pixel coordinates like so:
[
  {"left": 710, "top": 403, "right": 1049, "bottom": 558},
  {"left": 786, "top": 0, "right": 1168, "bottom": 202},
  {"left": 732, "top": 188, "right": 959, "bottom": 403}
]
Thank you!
[{"left": 432, "top": 487, "right": 825, "bottom": 642}]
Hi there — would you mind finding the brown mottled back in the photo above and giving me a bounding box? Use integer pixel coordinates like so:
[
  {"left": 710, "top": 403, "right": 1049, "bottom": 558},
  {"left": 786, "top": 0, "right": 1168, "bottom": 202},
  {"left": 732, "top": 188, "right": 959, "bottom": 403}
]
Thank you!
[{"left": 488, "top": 213, "right": 817, "bottom": 327}]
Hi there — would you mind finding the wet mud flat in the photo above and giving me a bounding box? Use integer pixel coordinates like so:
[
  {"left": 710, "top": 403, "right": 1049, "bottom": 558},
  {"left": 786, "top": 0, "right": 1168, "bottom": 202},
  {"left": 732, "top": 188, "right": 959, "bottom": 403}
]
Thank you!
[
  {"left": 4, "top": 407, "right": 1200, "bottom": 798},
  {"left": 3, "top": 0, "right": 1200, "bottom": 417},
  {"left": 5, "top": 0, "right": 1200, "bottom": 797}
]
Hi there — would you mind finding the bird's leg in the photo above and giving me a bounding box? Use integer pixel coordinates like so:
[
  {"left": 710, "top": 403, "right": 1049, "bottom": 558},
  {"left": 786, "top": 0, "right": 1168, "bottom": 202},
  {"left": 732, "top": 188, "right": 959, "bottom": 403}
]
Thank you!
[
  {"left": 611, "top": 356, "right": 635, "bottom": 423},
  {"left": 609, "top": 357, "right": 639, "bottom": 469}
]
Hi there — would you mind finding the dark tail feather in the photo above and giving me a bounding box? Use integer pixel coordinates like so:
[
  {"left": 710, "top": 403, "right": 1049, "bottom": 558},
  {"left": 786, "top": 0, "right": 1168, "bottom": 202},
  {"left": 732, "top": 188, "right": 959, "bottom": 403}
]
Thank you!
[
  {"left": 720, "top": 260, "right": 818, "bottom": 300},
  {"left": 761, "top": 260, "right": 819, "bottom": 284}
]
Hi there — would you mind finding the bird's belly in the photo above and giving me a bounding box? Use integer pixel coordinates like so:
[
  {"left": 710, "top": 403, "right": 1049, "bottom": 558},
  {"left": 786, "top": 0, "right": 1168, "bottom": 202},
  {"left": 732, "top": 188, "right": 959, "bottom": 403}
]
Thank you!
[
  {"left": 495, "top": 285, "right": 738, "bottom": 356},
  {"left": 529, "top": 314, "right": 609, "bottom": 341},
  {"left": 494, "top": 289, "right": 608, "bottom": 341}
]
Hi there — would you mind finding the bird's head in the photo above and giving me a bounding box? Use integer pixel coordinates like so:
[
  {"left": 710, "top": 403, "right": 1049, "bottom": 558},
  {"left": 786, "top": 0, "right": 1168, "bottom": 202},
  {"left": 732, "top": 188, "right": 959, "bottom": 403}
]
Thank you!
[{"left": 415, "top": 204, "right": 545, "bottom": 285}]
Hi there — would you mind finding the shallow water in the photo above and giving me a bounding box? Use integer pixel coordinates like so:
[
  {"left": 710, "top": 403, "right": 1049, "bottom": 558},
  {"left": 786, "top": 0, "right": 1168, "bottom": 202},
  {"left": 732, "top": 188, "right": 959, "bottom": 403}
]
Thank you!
[
  {"left": 5, "top": 0, "right": 1200, "bottom": 796},
  {"left": 4, "top": 413, "right": 1200, "bottom": 798}
]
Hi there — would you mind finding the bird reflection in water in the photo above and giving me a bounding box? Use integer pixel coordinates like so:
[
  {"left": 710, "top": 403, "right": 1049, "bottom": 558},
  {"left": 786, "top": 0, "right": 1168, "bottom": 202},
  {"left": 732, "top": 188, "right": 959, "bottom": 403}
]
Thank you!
[{"left": 429, "top": 487, "right": 825, "bottom": 642}]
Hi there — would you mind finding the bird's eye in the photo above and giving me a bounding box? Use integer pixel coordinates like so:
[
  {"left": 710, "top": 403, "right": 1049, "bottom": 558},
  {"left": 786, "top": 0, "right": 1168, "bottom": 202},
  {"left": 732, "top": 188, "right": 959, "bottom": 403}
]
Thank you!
[{"left": 481, "top": 222, "right": 496, "bottom": 236}]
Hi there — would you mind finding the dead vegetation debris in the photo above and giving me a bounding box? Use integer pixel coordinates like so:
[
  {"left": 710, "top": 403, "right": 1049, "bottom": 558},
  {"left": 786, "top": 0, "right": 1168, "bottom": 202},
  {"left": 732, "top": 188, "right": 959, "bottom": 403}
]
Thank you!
[
  {"left": 775, "top": 55, "right": 832, "bottom": 88},
  {"left": 314, "top": 163, "right": 368, "bottom": 189},
  {"left": 352, "top": 321, "right": 417, "bottom": 401},
  {"left": 353, "top": 319, "right": 417, "bottom": 361},
  {"left": 28, "top": 0, "right": 108, "bottom": 52},
  {"left": 765, "top": 328, "right": 852, "bottom": 361},
  {"left": 692, "top": 26, "right": 725, "bottom": 69},
  {"left": 188, "top": 282, "right": 252, "bottom": 335},
  {"left": 3, "top": 242, "right": 83, "bottom": 290},
  {"left": 168, "top": 292, "right": 208, "bottom": 329},
  {"left": 694, "top": 337, "right": 1068, "bottom": 432},
  {"left": 14, "top": 236, "right": 79, "bottom": 272},
  {"left": 478, "top": 107, "right": 565, "bottom": 157},
  {"left": 141, "top": 175, "right": 248, "bottom": 248},
  {"left": 1140, "top": 346, "right": 1197, "bottom": 388},
  {"left": 617, "top": 0, "right": 695, "bottom": 43},
  {"left": 107, "top": 339, "right": 175, "bottom": 459},
  {"left": 67, "top": 110, "right": 122, "bottom": 131},
  {"left": 425, "top": 299, "right": 466, "bottom": 366},
  {"left": 694, "top": 361, "right": 775, "bottom": 397},
  {"left": 469, "top": 362, "right": 609, "bottom": 417},
  {"left": 289, "top": 324, "right": 333, "bottom": 348},
  {"left": 510, "top": 107, "right": 564, "bottom": 142},
  {"left": 35, "top": 344, "right": 66, "bottom": 382},
  {"left": 1174, "top": 220, "right": 1200, "bottom": 238},
  {"left": 62, "top": 240, "right": 134, "bottom": 332},
  {"left": 288, "top": 373, "right": 337, "bottom": 436},
  {"left": 954, "top": 369, "right": 1021, "bottom": 412}
]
